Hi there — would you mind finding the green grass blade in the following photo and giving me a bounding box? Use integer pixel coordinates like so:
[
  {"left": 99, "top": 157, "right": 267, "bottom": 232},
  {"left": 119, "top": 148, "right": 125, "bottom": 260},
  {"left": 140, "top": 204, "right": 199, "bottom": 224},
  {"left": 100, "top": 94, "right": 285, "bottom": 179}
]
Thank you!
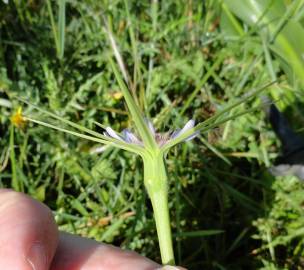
[
  {"left": 102, "top": 14, "right": 129, "bottom": 84},
  {"left": 123, "top": 0, "right": 140, "bottom": 88},
  {"left": 199, "top": 136, "right": 232, "bottom": 165},
  {"left": 58, "top": 0, "right": 66, "bottom": 59},
  {"left": 221, "top": 2, "right": 245, "bottom": 36},
  {"left": 175, "top": 229, "right": 224, "bottom": 238},
  {"left": 46, "top": 0, "right": 59, "bottom": 55}
]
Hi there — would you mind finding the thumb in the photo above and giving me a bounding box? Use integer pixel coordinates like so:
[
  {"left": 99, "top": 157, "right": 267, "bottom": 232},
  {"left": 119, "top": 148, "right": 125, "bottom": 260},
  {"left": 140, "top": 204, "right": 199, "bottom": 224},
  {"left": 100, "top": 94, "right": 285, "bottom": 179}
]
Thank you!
[{"left": 0, "top": 189, "right": 58, "bottom": 270}]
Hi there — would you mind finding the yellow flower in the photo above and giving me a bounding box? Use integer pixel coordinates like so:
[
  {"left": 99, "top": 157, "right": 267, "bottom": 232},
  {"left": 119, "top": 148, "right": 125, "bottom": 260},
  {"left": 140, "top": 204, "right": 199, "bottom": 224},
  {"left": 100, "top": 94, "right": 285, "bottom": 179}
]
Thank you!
[
  {"left": 11, "top": 107, "right": 27, "bottom": 128},
  {"left": 112, "top": 91, "right": 123, "bottom": 100}
]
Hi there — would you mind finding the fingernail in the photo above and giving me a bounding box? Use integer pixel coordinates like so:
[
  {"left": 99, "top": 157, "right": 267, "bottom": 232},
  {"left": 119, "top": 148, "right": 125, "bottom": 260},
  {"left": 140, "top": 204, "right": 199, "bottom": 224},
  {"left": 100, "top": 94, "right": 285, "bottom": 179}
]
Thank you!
[{"left": 26, "top": 243, "right": 47, "bottom": 270}]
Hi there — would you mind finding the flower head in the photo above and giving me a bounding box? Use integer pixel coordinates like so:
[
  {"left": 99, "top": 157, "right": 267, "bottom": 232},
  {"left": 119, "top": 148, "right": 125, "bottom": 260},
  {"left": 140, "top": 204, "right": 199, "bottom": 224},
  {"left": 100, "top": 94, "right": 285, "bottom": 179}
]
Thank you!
[
  {"left": 11, "top": 107, "right": 27, "bottom": 129},
  {"left": 104, "top": 119, "right": 198, "bottom": 148}
]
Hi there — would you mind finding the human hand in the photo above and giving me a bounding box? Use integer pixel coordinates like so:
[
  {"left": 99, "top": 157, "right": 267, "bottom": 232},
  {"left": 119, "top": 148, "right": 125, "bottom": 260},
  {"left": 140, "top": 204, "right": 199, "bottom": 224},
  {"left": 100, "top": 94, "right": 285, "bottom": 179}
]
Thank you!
[{"left": 0, "top": 189, "right": 186, "bottom": 270}]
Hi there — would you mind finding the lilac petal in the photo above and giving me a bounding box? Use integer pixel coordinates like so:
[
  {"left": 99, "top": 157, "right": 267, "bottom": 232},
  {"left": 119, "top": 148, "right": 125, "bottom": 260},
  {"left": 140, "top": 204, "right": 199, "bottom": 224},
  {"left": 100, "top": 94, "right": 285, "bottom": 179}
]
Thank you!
[
  {"left": 170, "top": 129, "right": 181, "bottom": 139},
  {"left": 122, "top": 129, "right": 133, "bottom": 143},
  {"left": 185, "top": 131, "right": 200, "bottom": 141},
  {"left": 171, "top": 120, "right": 195, "bottom": 139},
  {"left": 122, "top": 129, "right": 141, "bottom": 144},
  {"left": 145, "top": 119, "right": 155, "bottom": 136},
  {"left": 181, "top": 119, "right": 195, "bottom": 132},
  {"left": 105, "top": 127, "right": 124, "bottom": 141}
]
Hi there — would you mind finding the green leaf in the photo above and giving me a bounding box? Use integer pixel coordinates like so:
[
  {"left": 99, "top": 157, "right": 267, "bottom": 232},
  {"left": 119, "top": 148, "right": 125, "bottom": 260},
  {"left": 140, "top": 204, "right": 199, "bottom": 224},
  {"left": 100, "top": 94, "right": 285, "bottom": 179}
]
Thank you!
[{"left": 223, "top": 0, "right": 304, "bottom": 87}]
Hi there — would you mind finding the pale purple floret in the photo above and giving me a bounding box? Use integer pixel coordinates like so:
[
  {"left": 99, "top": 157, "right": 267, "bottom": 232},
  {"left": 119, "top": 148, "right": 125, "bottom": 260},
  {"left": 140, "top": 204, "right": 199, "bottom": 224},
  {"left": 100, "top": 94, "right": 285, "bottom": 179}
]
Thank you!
[
  {"left": 104, "top": 119, "right": 198, "bottom": 147},
  {"left": 170, "top": 119, "right": 199, "bottom": 141},
  {"left": 104, "top": 127, "right": 124, "bottom": 141},
  {"left": 146, "top": 119, "right": 156, "bottom": 136},
  {"left": 170, "top": 120, "right": 195, "bottom": 139},
  {"left": 122, "top": 129, "right": 142, "bottom": 145}
]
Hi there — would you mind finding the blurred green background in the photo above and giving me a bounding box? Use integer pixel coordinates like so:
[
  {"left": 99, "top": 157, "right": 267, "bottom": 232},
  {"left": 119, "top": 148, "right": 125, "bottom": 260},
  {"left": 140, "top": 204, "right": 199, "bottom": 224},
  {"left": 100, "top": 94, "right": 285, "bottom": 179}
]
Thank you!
[{"left": 1, "top": 0, "right": 304, "bottom": 269}]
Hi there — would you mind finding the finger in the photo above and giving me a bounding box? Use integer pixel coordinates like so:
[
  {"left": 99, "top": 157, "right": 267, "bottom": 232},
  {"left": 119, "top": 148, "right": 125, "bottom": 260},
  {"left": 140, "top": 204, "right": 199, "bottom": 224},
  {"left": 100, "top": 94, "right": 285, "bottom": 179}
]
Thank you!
[
  {"left": 51, "top": 232, "right": 160, "bottom": 270},
  {"left": 0, "top": 189, "right": 58, "bottom": 270}
]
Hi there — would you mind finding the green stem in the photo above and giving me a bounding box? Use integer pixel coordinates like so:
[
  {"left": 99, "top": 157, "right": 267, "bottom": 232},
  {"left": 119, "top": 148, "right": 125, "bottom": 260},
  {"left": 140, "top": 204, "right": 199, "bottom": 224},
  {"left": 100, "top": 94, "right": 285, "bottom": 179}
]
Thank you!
[{"left": 143, "top": 152, "right": 175, "bottom": 265}]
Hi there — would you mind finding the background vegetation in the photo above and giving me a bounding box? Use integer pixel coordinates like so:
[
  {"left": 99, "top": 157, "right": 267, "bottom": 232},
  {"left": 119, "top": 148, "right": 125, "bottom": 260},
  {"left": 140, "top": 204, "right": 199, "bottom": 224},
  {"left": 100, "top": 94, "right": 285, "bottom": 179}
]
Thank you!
[{"left": 1, "top": 0, "right": 304, "bottom": 269}]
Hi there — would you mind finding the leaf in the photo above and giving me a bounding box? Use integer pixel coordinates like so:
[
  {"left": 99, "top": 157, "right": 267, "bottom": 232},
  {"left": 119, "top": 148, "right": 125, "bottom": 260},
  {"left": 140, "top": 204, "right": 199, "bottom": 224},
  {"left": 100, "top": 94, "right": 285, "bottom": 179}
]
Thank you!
[{"left": 223, "top": 0, "right": 304, "bottom": 86}]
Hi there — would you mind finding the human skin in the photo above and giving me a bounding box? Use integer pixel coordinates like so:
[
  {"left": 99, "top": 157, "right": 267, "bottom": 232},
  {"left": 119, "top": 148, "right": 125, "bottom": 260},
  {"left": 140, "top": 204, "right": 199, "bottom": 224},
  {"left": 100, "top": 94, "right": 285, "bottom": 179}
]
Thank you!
[{"left": 0, "top": 189, "right": 186, "bottom": 270}]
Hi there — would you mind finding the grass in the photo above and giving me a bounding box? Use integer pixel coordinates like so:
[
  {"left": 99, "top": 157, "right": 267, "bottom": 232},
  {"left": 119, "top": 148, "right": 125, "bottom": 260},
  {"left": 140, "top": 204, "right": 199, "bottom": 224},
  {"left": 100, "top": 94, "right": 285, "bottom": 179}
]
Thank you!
[{"left": 1, "top": 0, "right": 304, "bottom": 269}]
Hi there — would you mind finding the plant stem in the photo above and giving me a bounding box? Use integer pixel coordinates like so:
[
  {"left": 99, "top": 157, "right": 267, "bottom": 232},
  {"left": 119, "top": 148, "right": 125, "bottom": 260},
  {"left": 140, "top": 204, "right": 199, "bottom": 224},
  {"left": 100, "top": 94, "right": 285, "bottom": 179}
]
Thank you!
[{"left": 143, "top": 152, "right": 175, "bottom": 265}]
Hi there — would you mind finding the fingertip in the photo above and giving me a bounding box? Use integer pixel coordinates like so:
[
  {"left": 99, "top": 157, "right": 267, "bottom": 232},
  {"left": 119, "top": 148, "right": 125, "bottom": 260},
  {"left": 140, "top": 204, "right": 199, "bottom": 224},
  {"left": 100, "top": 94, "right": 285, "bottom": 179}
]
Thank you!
[{"left": 0, "top": 189, "right": 58, "bottom": 270}]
